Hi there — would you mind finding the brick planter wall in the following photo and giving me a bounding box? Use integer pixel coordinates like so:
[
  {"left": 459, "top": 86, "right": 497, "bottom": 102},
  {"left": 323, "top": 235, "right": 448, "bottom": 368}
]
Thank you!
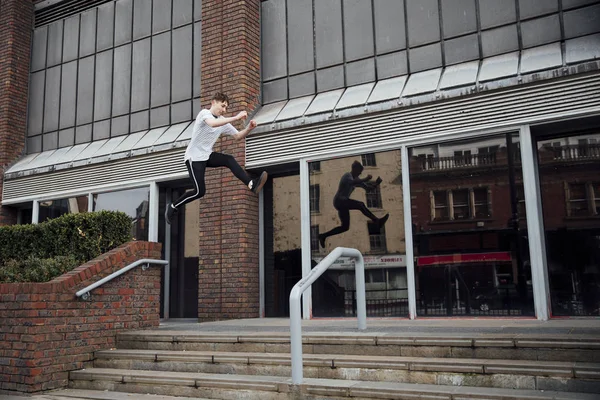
[{"left": 0, "top": 241, "right": 162, "bottom": 393}]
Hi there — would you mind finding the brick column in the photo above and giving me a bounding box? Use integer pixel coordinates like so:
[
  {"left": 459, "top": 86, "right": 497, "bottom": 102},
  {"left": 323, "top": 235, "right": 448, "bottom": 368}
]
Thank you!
[
  {"left": 198, "top": 0, "right": 261, "bottom": 321},
  {"left": 0, "top": 0, "right": 32, "bottom": 226}
]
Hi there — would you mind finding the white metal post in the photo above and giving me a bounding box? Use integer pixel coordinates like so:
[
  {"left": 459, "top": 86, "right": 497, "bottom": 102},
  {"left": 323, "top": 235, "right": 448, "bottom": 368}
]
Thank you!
[
  {"left": 149, "top": 182, "right": 159, "bottom": 242},
  {"left": 290, "top": 247, "right": 366, "bottom": 385},
  {"left": 259, "top": 190, "right": 265, "bottom": 318},
  {"left": 87, "top": 193, "right": 94, "bottom": 212},
  {"left": 299, "top": 158, "right": 312, "bottom": 319},
  {"left": 519, "top": 125, "right": 551, "bottom": 320},
  {"left": 401, "top": 146, "right": 418, "bottom": 319},
  {"left": 32, "top": 200, "right": 39, "bottom": 224}
]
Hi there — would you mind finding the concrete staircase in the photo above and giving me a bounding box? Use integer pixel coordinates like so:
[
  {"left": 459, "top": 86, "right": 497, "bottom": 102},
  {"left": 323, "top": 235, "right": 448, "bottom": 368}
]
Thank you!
[{"left": 46, "top": 328, "right": 600, "bottom": 400}]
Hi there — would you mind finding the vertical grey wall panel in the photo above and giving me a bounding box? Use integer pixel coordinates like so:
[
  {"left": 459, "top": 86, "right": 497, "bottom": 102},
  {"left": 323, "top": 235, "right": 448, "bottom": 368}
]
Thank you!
[
  {"left": 406, "top": 0, "right": 440, "bottom": 47},
  {"left": 150, "top": 105, "right": 170, "bottom": 128},
  {"left": 131, "top": 110, "right": 149, "bottom": 132},
  {"left": 518, "top": 0, "right": 558, "bottom": 20},
  {"left": 172, "top": 25, "right": 192, "bottom": 103},
  {"left": 315, "top": 0, "right": 344, "bottom": 68},
  {"left": 261, "top": 0, "right": 287, "bottom": 80},
  {"left": 93, "top": 120, "right": 110, "bottom": 140},
  {"left": 115, "top": 0, "right": 133, "bottom": 46},
  {"left": 373, "top": 0, "right": 406, "bottom": 54},
  {"left": 43, "top": 132, "right": 58, "bottom": 151},
  {"left": 478, "top": 0, "right": 516, "bottom": 29},
  {"left": 194, "top": 0, "right": 202, "bottom": 21},
  {"left": 112, "top": 115, "right": 130, "bottom": 136},
  {"left": 28, "top": 136, "right": 42, "bottom": 154},
  {"left": 193, "top": 98, "right": 201, "bottom": 117},
  {"left": 63, "top": 15, "right": 80, "bottom": 63},
  {"left": 31, "top": 26, "right": 47, "bottom": 71},
  {"left": 77, "top": 56, "right": 95, "bottom": 125},
  {"left": 75, "top": 124, "right": 92, "bottom": 144},
  {"left": 287, "top": 0, "right": 314, "bottom": 75},
  {"left": 262, "top": 78, "right": 288, "bottom": 103},
  {"left": 94, "top": 50, "right": 113, "bottom": 121},
  {"left": 442, "top": 0, "right": 477, "bottom": 38},
  {"left": 97, "top": 1, "right": 115, "bottom": 52},
  {"left": 316, "top": 65, "right": 345, "bottom": 91},
  {"left": 562, "top": 0, "right": 598, "bottom": 10},
  {"left": 409, "top": 42, "right": 442, "bottom": 72},
  {"left": 346, "top": 58, "right": 375, "bottom": 86},
  {"left": 131, "top": 38, "right": 151, "bottom": 112},
  {"left": 43, "top": 66, "right": 61, "bottom": 133},
  {"left": 343, "top": 0, "right": 374, "bottom": 61},
  {"left": 112, "top": 44, "right": 131, "bottom": 117},
  {"left": 563, "top": 4, "right": 600, "bottom": 39},
  {"left": 58, "top": 128, "right": 75, "bottom": 148},
  {"left": 521, "top": 15, "right": 561, "bottom": 48},
  {"left": 60, "top": 61, "right": 77, "bottom": 129},
  {"left": 445, "top": 33, "right": 480, "bottom": 65},
  {"left": 79, "top": 8, "right": 97, "bottom": 57},
  {"left": 151, "top": 32, "right": 171, "bottom": 107},
  {"left": 481, "top": 24, "right": 519, "bottom": 57},
  {"left": 289, "top": 72, "right": 315, "bottom": 98},
  {"left": 171, "top": 100, "right": 192, "bottom": 123},
  {"left": 47, "top": 21, "right": 63, "bottom": 67},
  {"left": 193, "top": 22, "right": 202, "bottom": 98},
  {"left": 133, "top": 0, "right": 152, "bottom": 40},
  {"left": 377, "top": 51, "right": 408, "bottom": 79},
  {"left": 28, "top": 72, "right": 45, "bottom": 136},
  {"left": 153, "top": 0, "right": 172, "bottom": 33},
  {"left": 173, "top": 0, "right": 193, "bottom": 27}
]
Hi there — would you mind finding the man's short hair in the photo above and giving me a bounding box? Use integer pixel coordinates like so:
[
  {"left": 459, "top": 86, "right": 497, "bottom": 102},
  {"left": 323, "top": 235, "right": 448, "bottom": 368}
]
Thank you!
[
  {"left": 212, "top": 92, "right": 229, "bottom": 104},
  {"left": 352, "top": 160, "right": 363, "bottom": 171}
]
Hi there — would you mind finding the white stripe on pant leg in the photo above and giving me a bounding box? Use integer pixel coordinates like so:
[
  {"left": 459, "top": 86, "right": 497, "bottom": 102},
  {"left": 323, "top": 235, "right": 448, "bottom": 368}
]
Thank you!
[{"left": 173, "top": 161, "right": 201, "bottom": 208}]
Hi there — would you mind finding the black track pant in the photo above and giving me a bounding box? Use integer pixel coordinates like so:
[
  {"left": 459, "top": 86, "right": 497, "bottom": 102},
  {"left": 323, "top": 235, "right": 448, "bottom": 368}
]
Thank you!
[
  {"left": 172, "top": 152, "right": 251, "bottom": 209},
  {"left": 320, "top": 198, "right": 378, "bottom": 239}
]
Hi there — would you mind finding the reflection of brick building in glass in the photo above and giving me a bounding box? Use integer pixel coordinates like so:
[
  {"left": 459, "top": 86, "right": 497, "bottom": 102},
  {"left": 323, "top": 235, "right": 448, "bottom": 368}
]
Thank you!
[{"left": 409, "top": 133, "right": 600, "bottom": 316}]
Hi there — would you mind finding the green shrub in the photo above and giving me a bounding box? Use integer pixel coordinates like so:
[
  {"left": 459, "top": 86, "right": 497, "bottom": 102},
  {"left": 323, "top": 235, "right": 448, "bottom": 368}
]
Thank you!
[{"left": 0, "top": 211, "right": 133, "bottom": 283}]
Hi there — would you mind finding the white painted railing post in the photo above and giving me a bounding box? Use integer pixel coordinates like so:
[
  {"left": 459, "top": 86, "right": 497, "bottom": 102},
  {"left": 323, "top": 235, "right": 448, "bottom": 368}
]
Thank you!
[{"left": 290, "top": 247, "right": 366, "bottom": 384}]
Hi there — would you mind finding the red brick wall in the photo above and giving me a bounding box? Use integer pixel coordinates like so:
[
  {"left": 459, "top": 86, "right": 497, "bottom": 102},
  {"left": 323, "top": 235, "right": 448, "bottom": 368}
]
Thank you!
[
  {"left": 0, "top": 241, "right": 162, "bottom": 393},
  {"left": 198, "top": 0, "right": 261, "bottom": 321},
  {"left": 0, "top": 0, "right": 32, "bottom": 226}
]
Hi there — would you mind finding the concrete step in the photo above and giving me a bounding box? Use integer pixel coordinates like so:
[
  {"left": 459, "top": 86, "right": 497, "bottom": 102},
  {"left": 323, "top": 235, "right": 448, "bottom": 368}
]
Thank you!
[
  {"left": 93, "top": 349, "right": 600, "bottom": 393},
  {"left": 69, "top": 368, "right": 600, "bottom": 400},
  {"left": 4, "top": 389, "right": 209, "bottom": 400},
  {"left": 116, "top": 331, "right": 600, "bottom": 362}
]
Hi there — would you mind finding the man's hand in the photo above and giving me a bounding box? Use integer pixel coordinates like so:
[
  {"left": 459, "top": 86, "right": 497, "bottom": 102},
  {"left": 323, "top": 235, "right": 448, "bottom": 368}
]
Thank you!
[
  {"left": 248, "top": 119, "right": 258, "bottom": 130},
  {"left": 364, "top": 175, "right": 373, "bottom": 181},
  {"left": 375, "top": 177, "right": 382, "bottom": 185},
  {"left": 236, "top": 111, "right": 248, "bottom": 120}
]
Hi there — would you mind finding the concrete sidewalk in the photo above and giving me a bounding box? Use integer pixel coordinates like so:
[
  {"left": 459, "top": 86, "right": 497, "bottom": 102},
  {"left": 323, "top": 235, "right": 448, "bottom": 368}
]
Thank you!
[{"left": 152, "top": 317, "right": 600, "bottom": 336}]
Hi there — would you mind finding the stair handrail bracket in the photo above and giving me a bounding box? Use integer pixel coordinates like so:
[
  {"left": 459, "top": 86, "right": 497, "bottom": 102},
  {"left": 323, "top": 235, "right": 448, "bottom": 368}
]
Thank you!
[
  {"left": 289, "top": 247, "right": 367, "bottom": 385},
  {"left": 75, "top": 258, "right": 168, "bottom": 300}
]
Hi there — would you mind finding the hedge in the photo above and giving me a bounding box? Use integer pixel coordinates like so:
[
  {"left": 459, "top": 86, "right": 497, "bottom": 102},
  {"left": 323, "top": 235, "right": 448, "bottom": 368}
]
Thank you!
[{"left": 0, "top": 211, "right": 133, "bottom": 283}]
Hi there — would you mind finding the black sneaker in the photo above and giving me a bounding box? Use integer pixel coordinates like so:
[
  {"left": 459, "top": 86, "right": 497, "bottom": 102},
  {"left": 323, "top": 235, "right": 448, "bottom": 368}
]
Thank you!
[
  {"left": 250, "top": 171, "right": 268, "bottom": 194},
  {"left": 165, "top": 203, "right": 177, "bottom": 225}
]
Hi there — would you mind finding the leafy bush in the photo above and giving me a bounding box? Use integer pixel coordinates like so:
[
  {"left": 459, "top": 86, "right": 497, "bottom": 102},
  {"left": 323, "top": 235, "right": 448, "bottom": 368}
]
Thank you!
[{"left": 0, "top": 211, "right": 133, "bottom": 283}]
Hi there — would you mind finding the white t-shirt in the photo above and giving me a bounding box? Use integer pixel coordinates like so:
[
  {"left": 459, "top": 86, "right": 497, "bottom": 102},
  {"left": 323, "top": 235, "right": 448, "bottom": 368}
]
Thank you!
[{"left": 184, "top": 109, "right": 239, "bottom": 161}]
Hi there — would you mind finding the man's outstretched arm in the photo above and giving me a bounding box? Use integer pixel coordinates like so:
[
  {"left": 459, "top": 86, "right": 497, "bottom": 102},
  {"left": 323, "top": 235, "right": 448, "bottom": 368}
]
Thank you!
[
  {"left": 233, "top": 119, "right": 258, "bottom": 140},
  {"left": 205, "top": 111, "right": 247, "bottom": 128}
]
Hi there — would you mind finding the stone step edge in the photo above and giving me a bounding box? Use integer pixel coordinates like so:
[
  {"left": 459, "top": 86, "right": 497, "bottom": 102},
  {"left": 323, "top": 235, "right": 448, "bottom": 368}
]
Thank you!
[
  {"left": 69, "top": 368, "right": 599, "bottom": 400},
  {"left": 116, "top": 332, "right": 600, "bottom": 349},
  {"left": 94, "top": 349, "right": 600, "bottom": 379},
  {"left": 43, "top": 388, "right": 213, "bottom": 400}
]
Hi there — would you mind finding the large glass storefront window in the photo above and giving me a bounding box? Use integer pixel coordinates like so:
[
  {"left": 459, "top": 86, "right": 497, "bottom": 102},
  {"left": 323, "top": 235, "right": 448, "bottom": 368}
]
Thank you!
[
  {"left": 39, "top": 195, "right": 89, "bottom": 222},
  {"left": 409, "top": 134, "right": 534, "bottom": 316},
  {"left": 93, "top": 187, "right": 150, "bottom": 241},
  {"left": 309, "top": 150, "right": 408, "bottom": 317},
  {"left": 537, "top": 132, "right": 600, "bottom": 316}
]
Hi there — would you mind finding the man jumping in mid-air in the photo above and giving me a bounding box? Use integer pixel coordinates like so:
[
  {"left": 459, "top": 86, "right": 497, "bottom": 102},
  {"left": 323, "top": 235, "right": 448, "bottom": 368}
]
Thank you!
[
  {"left": 319, "top": 160, "right": 389, "bottom": 248},
  {"left": 165, "top": 92, "right": 267, "bottom": 224}
]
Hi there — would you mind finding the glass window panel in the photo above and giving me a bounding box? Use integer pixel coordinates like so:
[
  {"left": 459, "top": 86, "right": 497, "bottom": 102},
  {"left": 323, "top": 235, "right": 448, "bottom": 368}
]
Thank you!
[
  {"left": 410, "top": 133, "right": 533, "bottom": 317},
  {"left": 309, "top": 151, "right": 407, "bottom": 317},
  {"left": 39, "top": 195, "right": 89, "bottom": 223},
  {"left": 93, "top": 187, "right": 150, "bottom": 241}
]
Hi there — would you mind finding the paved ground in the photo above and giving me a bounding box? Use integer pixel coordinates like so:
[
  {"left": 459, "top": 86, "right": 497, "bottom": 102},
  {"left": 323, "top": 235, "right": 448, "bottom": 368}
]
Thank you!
[{"left": 151, "top": 316, "right": 600, "bottom": 336}]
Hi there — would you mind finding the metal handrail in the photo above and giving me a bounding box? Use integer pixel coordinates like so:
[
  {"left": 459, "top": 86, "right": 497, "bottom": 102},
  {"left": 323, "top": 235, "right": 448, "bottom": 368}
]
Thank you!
[
  {"left": 289, "top": 247, "right": 366, "bottom": 385},
  {"left": 75, "top": 258, "right": 168, "bottom": 300}
]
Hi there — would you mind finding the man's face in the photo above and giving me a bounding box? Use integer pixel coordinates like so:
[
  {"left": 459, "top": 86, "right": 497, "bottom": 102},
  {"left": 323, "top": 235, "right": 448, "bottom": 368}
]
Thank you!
[{"left": 211, "top": 100, "right": 228, "bottom": 116}]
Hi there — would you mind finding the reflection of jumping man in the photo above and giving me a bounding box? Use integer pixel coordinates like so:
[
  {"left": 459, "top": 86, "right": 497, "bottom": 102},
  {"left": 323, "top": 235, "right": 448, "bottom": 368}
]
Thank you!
[{"left": 319, "top": 161, "right": 389, "bottom": 248}]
